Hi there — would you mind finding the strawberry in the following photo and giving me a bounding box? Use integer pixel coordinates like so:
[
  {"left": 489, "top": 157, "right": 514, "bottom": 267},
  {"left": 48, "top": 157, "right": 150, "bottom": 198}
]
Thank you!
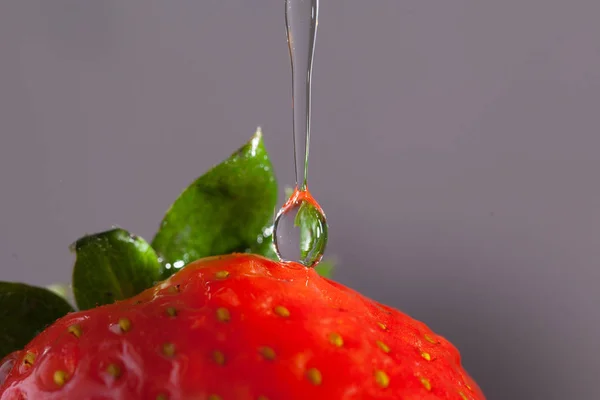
[{"left": 0, "top": 254, "right": 484, "bottom": 400}]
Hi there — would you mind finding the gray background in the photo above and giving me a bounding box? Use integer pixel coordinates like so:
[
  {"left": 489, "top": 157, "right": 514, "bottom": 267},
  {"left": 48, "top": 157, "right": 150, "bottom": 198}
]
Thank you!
[{"left": 1, "top": 1, "right": 598, "bottom": 399}]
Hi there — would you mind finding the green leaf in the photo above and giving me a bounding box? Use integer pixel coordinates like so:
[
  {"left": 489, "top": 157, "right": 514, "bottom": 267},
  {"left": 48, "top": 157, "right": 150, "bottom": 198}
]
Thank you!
[
  {"left": 314, "top": 260, "right": 335, "bottom": 278},
  {"left": 152, "top": 128, "right": 277, "bottom": 277},
  {"left": 0, "top": 282, "right": 74, "bottom": 358},
  {"left": 72, "top": 228, "right": 162, "bottom": 310}
]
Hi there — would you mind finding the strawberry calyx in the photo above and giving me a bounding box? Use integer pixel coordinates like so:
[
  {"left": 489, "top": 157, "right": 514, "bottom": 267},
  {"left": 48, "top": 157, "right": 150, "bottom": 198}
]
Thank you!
[{"left": 0, "top": 130, "right": 336, "bottom": 360}]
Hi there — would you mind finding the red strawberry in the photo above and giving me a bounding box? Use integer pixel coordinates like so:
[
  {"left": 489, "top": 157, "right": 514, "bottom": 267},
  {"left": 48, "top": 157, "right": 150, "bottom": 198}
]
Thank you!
[{"left": 0, "top": 254, "right": 485, "bottom": 400}]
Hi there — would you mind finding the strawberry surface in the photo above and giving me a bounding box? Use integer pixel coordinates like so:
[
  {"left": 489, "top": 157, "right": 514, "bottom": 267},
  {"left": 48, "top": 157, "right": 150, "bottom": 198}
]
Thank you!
[{"left": 0, "top": 254, "right": 484, "bottom": 400}]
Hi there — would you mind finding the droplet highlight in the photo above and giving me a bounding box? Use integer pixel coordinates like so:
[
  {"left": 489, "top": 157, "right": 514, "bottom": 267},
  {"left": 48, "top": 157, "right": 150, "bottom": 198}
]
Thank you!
[{"left": 0, "top": 356, "right": 15, "bottom": 386}]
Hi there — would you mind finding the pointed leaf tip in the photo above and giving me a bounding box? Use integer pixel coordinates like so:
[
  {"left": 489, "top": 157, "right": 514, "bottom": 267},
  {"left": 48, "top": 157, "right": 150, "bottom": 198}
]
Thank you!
[{"left": 152, "top": 130, "right": 278, "bottom": 277}]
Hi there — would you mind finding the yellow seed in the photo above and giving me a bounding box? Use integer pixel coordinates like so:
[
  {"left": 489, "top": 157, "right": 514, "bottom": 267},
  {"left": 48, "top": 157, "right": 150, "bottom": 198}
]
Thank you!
[
  {"left": 375, "top": 370, "right": 390, "bottom": 388},
  {"left": 216, "top": 307, "right": 231, "bottom": 322},
  {"left": 162, "top": 343, "right": 175, "bottom": 357},
  {"left": 466, "top": 383, "right": 473, "bottom": 391},
  {"left": 257, "top": 396, "right": 269, "bottom": 400},
  {"left": 53, "top": 370, "right": 68, "bottom": 387},
  {"left": 377, "top": 322, "right": 387, "bottom": 331},
  {"left": 376, "top": 340, "right": 390, "bottom": 353},
  {"left": 208, "top": 395, "right": 222, "bottom": 400},
  {"left": 259, "top": 346, "right": 276, "bottom": 361},
  {"left": 168, "top": 285, "right": 180, "bottom": 294},
  {"left": 274, "top": 305, "right": 290, "bottom": 318},
  {"left": 306, "top": 368, "right": 322, "bottom": 385},
  {"left": 22, "top": 352, "right": 36, "bottom": 367},
  {"left": 215, "top": 271, "right": 229, "bottom": 279},
  {"left": 459, "top": 391, "right": 468, "bottom": 400},
  {"left": 421, "top": 352, "right": 431, "bottom": 361},
  {"left": 118, "top": 318, "right": 131, "bottom": 332},
  {"left": 424, "top": 333, "right": 437, "bottom": 344},
  {"left": 328, "top": 332, "right": 344, "bottom": 347},
  {"left": 166, "top": 307, "right": 177, "bottom": 317},
  {"left": 212, "top": 350, "right": 225, "bottom": 365},
  {"left": 420, "top": 377, "right": 432, "bottom": 391},
  {"left": 106, "top": 363, "right": 121, "bottom": 378},
  {"left": 156, "top": 394, "right": 168, "bottom": 400},
  {"left": 67, "top": 324, "right": 82, "bottom": 338}
]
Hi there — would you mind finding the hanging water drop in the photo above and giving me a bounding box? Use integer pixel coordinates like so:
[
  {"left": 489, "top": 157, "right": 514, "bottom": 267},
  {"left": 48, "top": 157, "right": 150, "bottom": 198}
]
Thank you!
[
  {"left": 273, "top": 0, "right": 328, "bottom": 267},
  {"left": 274, "top": 187, "right": 328, "bottom": 267}
]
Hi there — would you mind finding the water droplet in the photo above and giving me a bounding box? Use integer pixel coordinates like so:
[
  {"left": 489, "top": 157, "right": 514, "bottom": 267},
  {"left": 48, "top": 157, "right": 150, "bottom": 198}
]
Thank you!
[
  {"left": 273, "top": 187, "right": 327, "bottom": 267},
  {"left": 0, "top": 355, "right": 16, "bottom": 386},
  {"left": 285, "top": 0, "right": 319, "bottom": 191},
  {"left": 275, "top": 1, "right": 327, "bottom": 267}
]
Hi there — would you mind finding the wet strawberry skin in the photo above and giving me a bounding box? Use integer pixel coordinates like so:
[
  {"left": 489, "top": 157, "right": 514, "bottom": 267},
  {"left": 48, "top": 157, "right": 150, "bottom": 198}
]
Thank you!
[{"left": 0, "top": 254, "right": 484, "bottom": 400}]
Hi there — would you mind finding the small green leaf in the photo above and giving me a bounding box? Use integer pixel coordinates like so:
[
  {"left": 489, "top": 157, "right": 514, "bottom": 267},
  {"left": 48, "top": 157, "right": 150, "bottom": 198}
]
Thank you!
[
  {"left": 314, "top": 259, "right": 335, "bottom": 278},
  {"left": 72, "top": 228, "right": 162, "bottom": 310},
  {"left": 0, "top": 282, "right": 74, "bottom": 358},
  {"left": 152, "top": 128, "right": 277, "bottom": 277}
]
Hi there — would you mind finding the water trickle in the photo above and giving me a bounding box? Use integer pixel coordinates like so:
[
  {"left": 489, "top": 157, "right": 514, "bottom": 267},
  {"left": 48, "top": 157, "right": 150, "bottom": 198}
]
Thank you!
[{"left": 273, "top": 0, "right": 328, "bottom": 267}]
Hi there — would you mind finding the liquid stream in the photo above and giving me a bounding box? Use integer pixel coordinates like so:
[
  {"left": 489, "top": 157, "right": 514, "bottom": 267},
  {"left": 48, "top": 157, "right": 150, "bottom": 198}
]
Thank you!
[{"left": 273, "top": 0, "right": 328, "bottom": 267}]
